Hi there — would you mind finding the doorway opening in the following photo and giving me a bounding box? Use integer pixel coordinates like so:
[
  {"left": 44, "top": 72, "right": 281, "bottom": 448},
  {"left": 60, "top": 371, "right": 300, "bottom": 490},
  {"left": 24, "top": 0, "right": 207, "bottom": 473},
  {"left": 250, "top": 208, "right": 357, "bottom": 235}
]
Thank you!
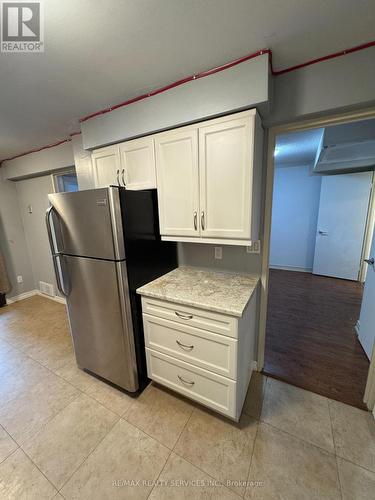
[{"left": 264, "top": 118, "right": 375, "bottom": 409}]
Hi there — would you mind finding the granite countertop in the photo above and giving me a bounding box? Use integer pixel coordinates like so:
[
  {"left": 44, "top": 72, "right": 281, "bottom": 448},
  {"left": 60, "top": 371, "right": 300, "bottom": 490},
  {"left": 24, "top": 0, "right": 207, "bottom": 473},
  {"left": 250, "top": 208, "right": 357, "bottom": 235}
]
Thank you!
[{"left": 136, "top": 266, "right": 259, "bottom": 317}]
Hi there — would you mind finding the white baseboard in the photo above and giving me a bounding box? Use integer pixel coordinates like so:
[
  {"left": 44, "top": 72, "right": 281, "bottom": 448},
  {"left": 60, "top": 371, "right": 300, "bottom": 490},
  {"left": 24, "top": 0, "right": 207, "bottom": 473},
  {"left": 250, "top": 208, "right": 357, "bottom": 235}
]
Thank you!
[
  {"left": 6, "top": 289, "right": 66, "bottom": 305},
  {"left": 6, "top": 290, "right": 38, "bottom": 304},
  {"left": 269, "top": 265, "right": 312, "bottom": 273}
]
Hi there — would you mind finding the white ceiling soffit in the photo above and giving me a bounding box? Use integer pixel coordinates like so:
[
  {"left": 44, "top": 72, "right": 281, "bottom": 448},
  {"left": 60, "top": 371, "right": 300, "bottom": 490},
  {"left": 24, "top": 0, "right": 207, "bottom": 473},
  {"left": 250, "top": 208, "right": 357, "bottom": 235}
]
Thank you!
[
  {"left": 314, "top": 118, "right": 375, "bottom": 174},
  {"left": 1, "top": 0, "right": 375, "bottom": 160},
  {"left": 275, "top": 129, "right": 325, "bottom": 167}
]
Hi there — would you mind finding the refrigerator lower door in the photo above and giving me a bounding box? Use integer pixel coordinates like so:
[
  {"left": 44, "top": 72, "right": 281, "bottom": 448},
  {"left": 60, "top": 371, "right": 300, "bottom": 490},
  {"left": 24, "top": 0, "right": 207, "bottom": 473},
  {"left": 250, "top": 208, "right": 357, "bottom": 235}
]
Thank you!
[{"left": 64, "top": 255, "right": 138, "bottom": 392}]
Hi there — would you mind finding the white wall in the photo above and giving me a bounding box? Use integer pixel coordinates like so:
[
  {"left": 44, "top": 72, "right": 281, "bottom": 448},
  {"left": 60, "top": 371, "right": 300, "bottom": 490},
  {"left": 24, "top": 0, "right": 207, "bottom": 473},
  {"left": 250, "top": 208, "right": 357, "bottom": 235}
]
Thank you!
[
  {"left": 15, "top": 175, "right": 60, "bottom": 297},
  {"left": 0, "top": 143, "right": 76, "bottom": 301},
  {"left": 269, "top": 165, "right": 321, "bottom": 272},
  {"left": 0, "top": 172, "right": 34, "bottom": 298}
]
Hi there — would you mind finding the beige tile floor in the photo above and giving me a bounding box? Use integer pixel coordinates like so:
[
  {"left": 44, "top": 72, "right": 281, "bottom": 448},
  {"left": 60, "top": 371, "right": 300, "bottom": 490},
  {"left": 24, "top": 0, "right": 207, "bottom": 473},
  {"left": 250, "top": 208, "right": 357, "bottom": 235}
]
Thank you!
[{"left": 0, "top": 295, "right": 374, "bottom": 499}]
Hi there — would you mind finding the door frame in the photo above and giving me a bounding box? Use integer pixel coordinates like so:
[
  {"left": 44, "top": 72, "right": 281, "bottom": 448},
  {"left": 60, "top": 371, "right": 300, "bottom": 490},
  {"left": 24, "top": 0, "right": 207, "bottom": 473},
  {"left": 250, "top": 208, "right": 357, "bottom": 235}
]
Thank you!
[
  {"left": 258, "top": 105, "right": 375, "bottom": 412},
  {"left": 359, "top": 171, "right": 375, "bottom": 282}
]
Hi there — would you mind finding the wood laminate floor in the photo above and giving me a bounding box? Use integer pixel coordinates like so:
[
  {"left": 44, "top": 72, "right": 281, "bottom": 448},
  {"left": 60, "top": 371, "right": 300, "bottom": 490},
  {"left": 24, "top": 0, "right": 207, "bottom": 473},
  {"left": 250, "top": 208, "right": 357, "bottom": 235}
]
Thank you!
[{"left": 264, "top": 269, "right": 370, "bottom": 409}]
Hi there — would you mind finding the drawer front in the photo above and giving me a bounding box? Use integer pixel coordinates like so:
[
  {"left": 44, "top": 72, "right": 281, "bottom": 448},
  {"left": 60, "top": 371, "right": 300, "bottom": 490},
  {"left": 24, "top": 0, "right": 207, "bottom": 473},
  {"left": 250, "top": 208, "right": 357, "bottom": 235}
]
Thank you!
[
  {"left": 146, "top": 348, "right": 236, "bottom": 418},
  {"left": 143, "top": 314, "right": 237, "bottom": 378},
  {"left": 141, "top": 297, "right": 238, "bottom": 338}
]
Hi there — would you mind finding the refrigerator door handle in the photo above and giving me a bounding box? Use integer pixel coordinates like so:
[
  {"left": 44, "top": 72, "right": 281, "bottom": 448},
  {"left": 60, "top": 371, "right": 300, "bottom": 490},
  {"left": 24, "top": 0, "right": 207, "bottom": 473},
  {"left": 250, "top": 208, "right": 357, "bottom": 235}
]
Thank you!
[
  {"left": 46, "top": 205, "right": 58, "bottom": 255},
  {"left": 46, "top": 205, "right": 69, "bottom": 297},
  {"left": 52, "top": 255, "right": 69, "bottom": 297}
]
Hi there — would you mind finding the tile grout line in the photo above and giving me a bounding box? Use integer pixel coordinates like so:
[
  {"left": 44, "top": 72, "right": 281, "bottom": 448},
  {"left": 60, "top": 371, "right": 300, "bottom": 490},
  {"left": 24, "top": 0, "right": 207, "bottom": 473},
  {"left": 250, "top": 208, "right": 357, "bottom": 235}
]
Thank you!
[
  {"left": 145, "top": 448, "right": 173, "bottom": 500},
  {"left": 3, "top": 328, "right": 131, "bottom": 421},
  {"left": 9, "top": 447, "right": 59, "bottom": 497},
  {"left": 327, "top": 399, "right": 344, "bottom": 500},
  {"left": 56, "top": 414, "right": 121, "bottom": 494},
  {"left": 259, "top": 420, "right": 337, "bottom": 457},
  {"left": 243, "top": 418, "right": 261, "bottom": 498},
  {"left": 170, "top": 406, "right": 244, "bottom": 498},
  {"left": 1, "top": 304, "right": 130, "bottom": 495}
]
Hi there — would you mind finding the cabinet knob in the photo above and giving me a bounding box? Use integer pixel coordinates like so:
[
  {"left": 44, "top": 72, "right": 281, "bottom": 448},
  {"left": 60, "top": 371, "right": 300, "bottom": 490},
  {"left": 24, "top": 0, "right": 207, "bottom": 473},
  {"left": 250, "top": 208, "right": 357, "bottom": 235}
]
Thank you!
[
  {"left": 193, "top": 211, "right": 197, "bottom": 231},
  {"left": 121, "top": 168, "right": 126, "bottom": 187},
  {"left": 201, "top": 211, "right": 205, "bottom": 231}
]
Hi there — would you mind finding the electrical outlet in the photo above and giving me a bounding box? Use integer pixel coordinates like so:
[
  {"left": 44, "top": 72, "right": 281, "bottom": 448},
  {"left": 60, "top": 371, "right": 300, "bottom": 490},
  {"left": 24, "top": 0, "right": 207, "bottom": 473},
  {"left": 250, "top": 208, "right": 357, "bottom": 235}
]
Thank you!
[
  {"left": 214, "top": 247, "right": 222, "bottom": 259},
  {"left": 246, "top": 240, "right": 261, "bottom": 254},
  {"left": 17, "top": 275, "right": 23, "bottom": 284}
]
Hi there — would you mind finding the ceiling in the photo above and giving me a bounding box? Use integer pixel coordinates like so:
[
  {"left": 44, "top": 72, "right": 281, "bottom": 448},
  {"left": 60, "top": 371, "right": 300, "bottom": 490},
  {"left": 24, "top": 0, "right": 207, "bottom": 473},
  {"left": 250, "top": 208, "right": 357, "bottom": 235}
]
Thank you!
[{"left": 1, "top": 0, "right": 375, "bottom": 161}]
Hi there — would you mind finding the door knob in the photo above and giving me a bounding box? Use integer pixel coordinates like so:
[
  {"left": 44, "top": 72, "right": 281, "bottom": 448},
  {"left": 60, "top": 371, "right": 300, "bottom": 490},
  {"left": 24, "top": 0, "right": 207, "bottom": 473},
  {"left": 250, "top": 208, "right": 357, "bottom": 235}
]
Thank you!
[
  {"left": 364, "top": 257, "right": 375, "bottom": 266},
  {"left": 318, "top": 230, "right": 328, "bottom": 236}
]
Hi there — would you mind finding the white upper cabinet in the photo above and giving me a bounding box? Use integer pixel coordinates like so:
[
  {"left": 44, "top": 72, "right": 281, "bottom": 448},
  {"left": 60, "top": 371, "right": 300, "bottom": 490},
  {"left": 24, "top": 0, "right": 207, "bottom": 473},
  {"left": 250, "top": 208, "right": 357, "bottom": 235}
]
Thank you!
[
  {"left": 155, "top": 109, "right": 263, "bottom": 245},
  {"left": 155, "top": 129, "right": 200, "bottom": 237},
  {"left": 199, "top": 115, "right": 253, "bottom": 240},
  {"left": 92, "top": 137, "right": 156, "bottom": 190},
  {"left": 119, "top": 137, "right": 156, "bottom": 190},
  {"left": 92, "top": 145, "right": 121, "bottom": 188},
  {"left": 91, "top": 109, "right": 263, "bottom": 245}
]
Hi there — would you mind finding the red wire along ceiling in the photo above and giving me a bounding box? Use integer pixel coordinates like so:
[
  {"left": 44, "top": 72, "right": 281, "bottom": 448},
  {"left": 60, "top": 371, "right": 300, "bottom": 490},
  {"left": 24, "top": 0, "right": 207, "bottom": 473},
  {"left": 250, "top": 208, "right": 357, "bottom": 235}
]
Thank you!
[{"left": 2, "top": 39, "right": 375, "bottom": 164}]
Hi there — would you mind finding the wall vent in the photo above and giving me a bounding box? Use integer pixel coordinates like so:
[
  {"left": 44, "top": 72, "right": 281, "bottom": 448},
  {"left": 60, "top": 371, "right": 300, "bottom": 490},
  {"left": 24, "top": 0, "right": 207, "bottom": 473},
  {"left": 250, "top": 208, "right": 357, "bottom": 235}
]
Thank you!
[{"left": 39, "top": 281, "right": 55, "bottom": 297}]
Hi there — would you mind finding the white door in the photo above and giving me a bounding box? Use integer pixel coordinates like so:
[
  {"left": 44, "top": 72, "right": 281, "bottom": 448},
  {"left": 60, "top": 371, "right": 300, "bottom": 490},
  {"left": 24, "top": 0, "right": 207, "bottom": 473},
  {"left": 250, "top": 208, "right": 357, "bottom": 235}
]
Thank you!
[
  {"left": 199, "top": 115, "right": 253, "bottom": 240},
  {"left": 358, "top": 230, "right": 375, "bottom": 359},
  {"left": 119, "top": 137, "right": 156, "bottom": 190},
  {"left": 313, "top": 172, "right": 372, "bottom": 280},
  {"left": 155, "top": 128, "right": 200, "bottom": 237},
  {"left": 92, "top": 146, "right": 121, "bottom": 188}
]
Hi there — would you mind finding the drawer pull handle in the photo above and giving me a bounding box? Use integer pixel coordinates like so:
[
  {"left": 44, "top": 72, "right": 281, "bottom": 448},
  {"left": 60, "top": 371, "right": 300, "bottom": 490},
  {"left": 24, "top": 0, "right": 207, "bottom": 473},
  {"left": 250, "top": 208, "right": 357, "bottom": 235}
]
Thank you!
[
  {"left": 176, "top": 340, "right": 194, "bottom": 351},
  {"left": 175, "top": 311, "right": 193, "bottom": 320},
  {"left": 178, "top": 375, "right": 195, "bottom": 386}
]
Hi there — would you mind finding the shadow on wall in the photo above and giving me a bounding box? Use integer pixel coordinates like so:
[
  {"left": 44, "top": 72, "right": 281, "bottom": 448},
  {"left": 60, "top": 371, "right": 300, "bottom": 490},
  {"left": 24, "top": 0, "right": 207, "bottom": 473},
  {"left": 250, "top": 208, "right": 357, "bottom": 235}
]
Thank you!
[{"left": 0, "top": 215, "right": 15, "bottom": 296}]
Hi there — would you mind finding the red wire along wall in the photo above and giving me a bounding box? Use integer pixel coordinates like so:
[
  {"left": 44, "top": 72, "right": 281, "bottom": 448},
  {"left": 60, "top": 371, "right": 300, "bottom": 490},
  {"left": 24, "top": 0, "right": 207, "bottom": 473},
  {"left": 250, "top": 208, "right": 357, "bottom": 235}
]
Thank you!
[{"left": 2, "top": 40, "right": 375, "bottom": 164}]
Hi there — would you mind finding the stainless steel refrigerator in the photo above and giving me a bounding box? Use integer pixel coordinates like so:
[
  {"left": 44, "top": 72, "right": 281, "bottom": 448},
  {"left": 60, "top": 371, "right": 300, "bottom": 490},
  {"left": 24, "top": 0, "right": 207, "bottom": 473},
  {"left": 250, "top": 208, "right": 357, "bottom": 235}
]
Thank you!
[{"left": 46, "top": 187, "right": 177, "bottom": 392}]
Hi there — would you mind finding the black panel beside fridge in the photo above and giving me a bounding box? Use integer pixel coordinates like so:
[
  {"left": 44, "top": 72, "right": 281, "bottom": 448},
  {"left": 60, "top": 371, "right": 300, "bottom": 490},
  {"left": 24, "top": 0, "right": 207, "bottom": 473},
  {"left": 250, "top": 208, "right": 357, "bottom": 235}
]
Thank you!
[{"left": 118, "top": 187, "right": 177, "bottom": 389}]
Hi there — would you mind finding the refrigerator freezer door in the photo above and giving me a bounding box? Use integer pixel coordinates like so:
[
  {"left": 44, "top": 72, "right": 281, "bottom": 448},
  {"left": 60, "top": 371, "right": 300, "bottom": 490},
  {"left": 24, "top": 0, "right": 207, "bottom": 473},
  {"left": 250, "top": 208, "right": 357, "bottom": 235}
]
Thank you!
[
  {"left": 64, "top": 255, "right": 138, "bottom": 392},
  {"left": 48, "top": 187, "right": 125, "bottom": 260}
]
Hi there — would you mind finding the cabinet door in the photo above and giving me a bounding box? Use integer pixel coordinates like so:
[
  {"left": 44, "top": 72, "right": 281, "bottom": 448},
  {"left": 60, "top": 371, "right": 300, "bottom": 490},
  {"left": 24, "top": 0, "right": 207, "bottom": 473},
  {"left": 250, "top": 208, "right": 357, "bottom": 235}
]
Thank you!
[
  {"left": 155, "top": 128, "right": 200, "bottom": 237},
  {"left": 119, "top": 137, "right": 156, "bottom": 190},
  {"left": 199, "top": 115, "right": 254, "bottom": 240},
  {"left": 92, "top": 146, "right": 121, "bottom": 188}
]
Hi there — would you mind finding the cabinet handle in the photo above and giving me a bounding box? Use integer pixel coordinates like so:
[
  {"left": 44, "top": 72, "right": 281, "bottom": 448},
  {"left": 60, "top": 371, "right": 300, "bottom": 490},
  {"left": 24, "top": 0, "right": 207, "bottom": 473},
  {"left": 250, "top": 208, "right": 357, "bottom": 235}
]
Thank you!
[
  {"left": 193, "top": 211, "right": 197, "bottom": 231},
  {"left": 176, "top": 340, "right": 194, "bottom": 351},
  {"left": 178, "top": 375, "right": 195, "bottom": 386},
  {"left": 121, "top": 169, "right": 126, "bottom": 187},
  {"left": 116, "top": 169, "right": 120, "bottom": 186},
  {"left": 175, "top": 311, "right": 193, "bottom": 320},
  {"left": 201, "top": 211, "right": 205, "bottom": 230}
]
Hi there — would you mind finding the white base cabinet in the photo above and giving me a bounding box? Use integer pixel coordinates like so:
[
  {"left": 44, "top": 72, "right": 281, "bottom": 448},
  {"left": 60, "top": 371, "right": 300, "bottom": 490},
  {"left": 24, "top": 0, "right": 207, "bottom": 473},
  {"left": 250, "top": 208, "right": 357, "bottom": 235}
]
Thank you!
[{"left": 141, "top": 291, "right": 258, "bottom": 421}]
